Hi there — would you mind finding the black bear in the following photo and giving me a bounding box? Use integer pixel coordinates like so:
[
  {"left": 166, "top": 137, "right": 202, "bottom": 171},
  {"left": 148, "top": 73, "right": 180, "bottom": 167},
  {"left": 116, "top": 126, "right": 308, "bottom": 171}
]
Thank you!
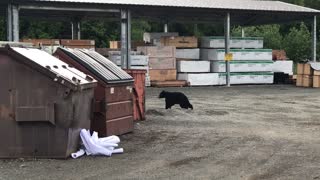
[{"left": 159, "top": 90, "right": 193, "bottom": 110}]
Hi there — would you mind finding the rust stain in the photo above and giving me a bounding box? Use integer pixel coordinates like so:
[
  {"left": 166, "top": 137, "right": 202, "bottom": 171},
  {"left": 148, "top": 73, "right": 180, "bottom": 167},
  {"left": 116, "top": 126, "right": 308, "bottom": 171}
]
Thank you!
[{"left": 0, "top": 105, "right": 12, "bottom": 119}]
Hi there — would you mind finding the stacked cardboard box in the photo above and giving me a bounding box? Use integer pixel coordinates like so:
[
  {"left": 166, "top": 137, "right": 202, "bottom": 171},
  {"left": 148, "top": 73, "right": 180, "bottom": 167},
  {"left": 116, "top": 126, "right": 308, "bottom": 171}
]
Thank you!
[
  {"left": 200, "top": 36, "right": 274, "bottom": 85},
  {"left": 137, "top": 46, "right": 176, "bottom": 83},
  {"left": 296, "top": 63, "right": 320, "bottom": 88}
]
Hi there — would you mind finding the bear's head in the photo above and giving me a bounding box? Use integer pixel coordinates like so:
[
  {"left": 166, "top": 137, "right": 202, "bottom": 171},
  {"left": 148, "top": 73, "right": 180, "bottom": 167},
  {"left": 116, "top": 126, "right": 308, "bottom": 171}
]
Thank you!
[{"left": 158, "top": 90, "right": 167, "bottom": 98}]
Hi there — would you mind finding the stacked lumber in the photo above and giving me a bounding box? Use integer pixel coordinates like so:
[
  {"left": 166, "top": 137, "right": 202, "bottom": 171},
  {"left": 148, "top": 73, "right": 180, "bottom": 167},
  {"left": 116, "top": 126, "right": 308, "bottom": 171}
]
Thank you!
[
  {"left": 109, "top": 41, "right": 149, "bottom": 50},
  {"left": 199, "top": 36, "right": 274, "bottom": 85},
  {"left": 21, "top": 39, "right": 95, "bottom": 54},
  {"left": 107, "top": 50, "right": 151, "bottom": 86}
]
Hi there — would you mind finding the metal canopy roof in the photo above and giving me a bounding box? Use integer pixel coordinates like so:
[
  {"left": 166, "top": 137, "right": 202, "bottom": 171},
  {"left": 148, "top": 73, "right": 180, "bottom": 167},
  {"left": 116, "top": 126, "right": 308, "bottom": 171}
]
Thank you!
[
  {"left": 18, "top": 0, "right": 320, "bottom": 13},
  {"left": 1, "top": 0, "right": 317, "bottom": 26}
]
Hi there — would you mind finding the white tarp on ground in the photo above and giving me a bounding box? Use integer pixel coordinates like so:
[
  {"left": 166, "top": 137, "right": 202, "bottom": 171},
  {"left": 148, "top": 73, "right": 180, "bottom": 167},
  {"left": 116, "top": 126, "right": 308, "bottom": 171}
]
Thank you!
[{"left": 71, "top": 129, "right": 124, "bottom": 159}]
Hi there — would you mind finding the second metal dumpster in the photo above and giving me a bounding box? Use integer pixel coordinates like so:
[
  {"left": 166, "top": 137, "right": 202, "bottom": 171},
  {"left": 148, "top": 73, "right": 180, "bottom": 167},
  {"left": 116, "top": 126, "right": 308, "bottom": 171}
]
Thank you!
[
  {"left": 0, "top": 45, "right": 97, "bottom": 158},
  {"left": 54, "top": 47, "right": 134, "bottom": 136}
]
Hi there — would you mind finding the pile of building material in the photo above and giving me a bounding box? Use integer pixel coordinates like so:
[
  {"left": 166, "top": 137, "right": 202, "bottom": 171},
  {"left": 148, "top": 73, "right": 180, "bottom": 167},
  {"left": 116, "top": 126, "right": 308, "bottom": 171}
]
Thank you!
[
  {"left": 137, "top": 46, "right": 184, "bottom": 87},
  {"left": 169, "top": 36, "right": 215, "bottom": 86},
  {"left": 107, "top": 50, "right": 151, "bottom": 86},
  {"left": 199, "top": 36, "right": 274, "bottom": 85},
  {"left": 143, "top": 32, "right": 179, "bottom": 46},
  {"left": 21, "top": 39, "right": 95, "bottom": 54},
  {"left": 296, "top": 63, "right": 320, "bottom": 88},
  {"left": 109, "top": 40, "right": 149, "bottom": 50}
]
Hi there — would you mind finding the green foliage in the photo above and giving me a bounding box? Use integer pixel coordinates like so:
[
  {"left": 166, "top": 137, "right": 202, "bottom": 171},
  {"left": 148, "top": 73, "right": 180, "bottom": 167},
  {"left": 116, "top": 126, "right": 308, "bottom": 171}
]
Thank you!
[
  {"left": 232, "top": 25, "right": 283, "bottom": 50},
  {"left": 20, "top": 19, "right": 65, "bottom": 39},
  {"left": 131, "top": 20, "right": 151, "bottom": 40},
  {"left": 283, "top": 23, "right": 311, "bottom": 61}
]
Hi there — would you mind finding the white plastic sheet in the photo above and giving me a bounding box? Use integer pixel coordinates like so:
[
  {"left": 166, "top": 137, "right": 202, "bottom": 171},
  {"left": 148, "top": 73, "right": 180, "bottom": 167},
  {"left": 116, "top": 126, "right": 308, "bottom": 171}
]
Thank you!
[{"left": 71, "top": 129, "right": 124, "bottom": 159}]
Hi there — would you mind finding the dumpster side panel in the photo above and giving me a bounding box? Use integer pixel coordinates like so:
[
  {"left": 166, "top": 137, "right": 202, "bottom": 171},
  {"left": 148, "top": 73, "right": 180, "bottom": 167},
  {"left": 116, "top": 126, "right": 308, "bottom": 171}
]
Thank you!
[
  {"left": 0, "top": 54, "right": 93, "bottom": 158},
  {"left": 104, "top": 85, "right": 134, "bottom": 136}
]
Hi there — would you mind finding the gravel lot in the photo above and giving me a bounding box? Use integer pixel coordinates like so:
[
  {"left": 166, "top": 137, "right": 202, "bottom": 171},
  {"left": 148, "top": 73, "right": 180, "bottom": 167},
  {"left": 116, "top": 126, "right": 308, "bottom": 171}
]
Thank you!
[{"left": 1, "top": 85, "right": 320, "bottom": 180}]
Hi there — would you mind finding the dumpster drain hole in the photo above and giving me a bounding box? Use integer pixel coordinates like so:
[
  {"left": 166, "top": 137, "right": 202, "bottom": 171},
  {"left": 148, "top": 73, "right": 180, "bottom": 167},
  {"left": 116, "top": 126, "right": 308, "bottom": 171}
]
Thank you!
[
  {"left": 53, "top": 65, "right": 58, "bottom": 69},
  {"left": 62, "top": 65, "right": 67, "bottom": 69},
  {"left": 45, "top": 65, "right": 51, "bottom": 69}
]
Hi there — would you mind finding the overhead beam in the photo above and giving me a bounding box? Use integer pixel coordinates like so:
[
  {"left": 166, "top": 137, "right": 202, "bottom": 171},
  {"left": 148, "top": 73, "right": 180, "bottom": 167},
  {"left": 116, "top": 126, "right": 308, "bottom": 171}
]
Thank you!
[{"left": 19, "top": 5, "right": 120, "bottom": 13}]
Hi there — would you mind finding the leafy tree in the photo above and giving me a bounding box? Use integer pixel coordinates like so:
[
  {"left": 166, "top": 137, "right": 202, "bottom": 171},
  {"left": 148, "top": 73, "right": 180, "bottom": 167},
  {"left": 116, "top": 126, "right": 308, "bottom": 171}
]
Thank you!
[{"left": 283, "top": 23, "right": 311, "bottom": 62}]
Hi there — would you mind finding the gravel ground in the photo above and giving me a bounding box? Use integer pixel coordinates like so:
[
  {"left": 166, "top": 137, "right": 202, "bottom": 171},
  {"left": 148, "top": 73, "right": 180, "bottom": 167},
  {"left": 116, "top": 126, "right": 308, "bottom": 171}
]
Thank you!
[{"left": 1, "top": 85, "right": 320, "bottom": 180}]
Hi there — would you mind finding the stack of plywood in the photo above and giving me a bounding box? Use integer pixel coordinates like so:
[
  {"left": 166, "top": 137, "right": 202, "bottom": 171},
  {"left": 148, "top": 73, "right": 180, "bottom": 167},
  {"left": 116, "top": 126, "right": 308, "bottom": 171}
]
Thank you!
[
  {"left": 297, "top": 63, "right": 320, "bottom": 88},
  {"left": 21, "top": 39, "right": 60, "bottom": 54},
  {"left": 60, "top": 39, "right": 95, "bottom": 50},
  {"left": 21, "top": 39, "right": 96, "bottom": 54},
  {"left": 174, "top": 37, "right": 218, "bottom": 86},
  {"left": 137, "top": 46, "right": 177, "bottom": 84},
  {"left": 107, "top": 50, "right": 151, "bottom": 86},
  {"left": 200, "top": 36, "right": 274, "bottom": 85},
  {"left": 109, "top": 41, "right": 149, "bottom": 50},
  {"left": 143, "top": 32, "right": 179, "bottom": 46}
]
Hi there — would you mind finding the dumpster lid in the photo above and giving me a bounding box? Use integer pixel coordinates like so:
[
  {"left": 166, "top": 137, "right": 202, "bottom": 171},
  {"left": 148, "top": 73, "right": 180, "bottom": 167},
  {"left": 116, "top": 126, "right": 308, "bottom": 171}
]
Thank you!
[
  {"left": 57, "top": 47, "right": 133, "bottom": 84},
  {"left": 80, "top": 49, "right": 133, "bottom": 80},
  {"left": 8, "top": 46, "right": 97, "bottom": 89}
]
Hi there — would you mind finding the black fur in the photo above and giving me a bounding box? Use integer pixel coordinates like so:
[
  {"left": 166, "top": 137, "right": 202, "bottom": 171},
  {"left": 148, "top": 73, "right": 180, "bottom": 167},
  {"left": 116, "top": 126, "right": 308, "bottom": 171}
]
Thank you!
[{"left": 159, "top": 90, "right": 193, "bottom": 110}]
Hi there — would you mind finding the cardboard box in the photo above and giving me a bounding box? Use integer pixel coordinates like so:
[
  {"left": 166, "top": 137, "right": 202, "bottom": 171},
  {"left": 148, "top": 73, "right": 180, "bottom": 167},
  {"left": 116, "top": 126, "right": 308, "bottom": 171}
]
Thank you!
[
  {"left": 200, "top": 49, "right": 272, "bottom": 61},
  {"left": 302, "top": 75, "right": 313, "bottom": 87},
  {"left": 176, "top": 48, "right": 200, "bottom": 59},
  {"left": 149, "top": 69, "right": 177, "bottom": 81},
  {"left": 160, "top": 36, "right": 198, "bottom": 48},
  {"left": 211, "top": 60, "right": 273, "bottom": 73},
  {"left": 303, "top": 63, "right": 313, "bottom": 75},
  {"left": 149, "top": 57, "right": 176, "bottom": 69},
  {"left": 177, "top": 61, "right": 210, "bottom": 73},
  {"left": 297, "top": 64, "right": 304, "bottom": 75},
  {"left": 313, "top": 75, "right": 320, "bottom": 88},
  {"left": 137, "top": 46, "right": 176, "bottom": 58},
  {"left": 296, "top": 75, "right": 303, "bottom": 86},
  {"left": 178, "top": 73, "right": 219, "bottom": 86}
]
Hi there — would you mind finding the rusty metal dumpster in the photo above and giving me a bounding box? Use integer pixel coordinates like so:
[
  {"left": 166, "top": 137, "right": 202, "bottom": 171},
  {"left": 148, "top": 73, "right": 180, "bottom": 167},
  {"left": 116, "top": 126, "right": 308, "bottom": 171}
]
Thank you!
[
  {"left": 125, "top": 70, "right": 146, "bottom": 121},
  {"left": 0, "top": 45, "right": 97, "bottom": 158},
  {"left": 54, "top": 47, "right": 134, "bottom": 136}
]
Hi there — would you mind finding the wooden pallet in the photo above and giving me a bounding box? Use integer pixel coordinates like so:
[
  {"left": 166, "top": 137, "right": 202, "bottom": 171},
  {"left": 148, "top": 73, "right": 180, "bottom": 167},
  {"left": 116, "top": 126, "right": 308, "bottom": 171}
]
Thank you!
[{"left": 151, "top": 80, "right": 188, "bottom": 87}]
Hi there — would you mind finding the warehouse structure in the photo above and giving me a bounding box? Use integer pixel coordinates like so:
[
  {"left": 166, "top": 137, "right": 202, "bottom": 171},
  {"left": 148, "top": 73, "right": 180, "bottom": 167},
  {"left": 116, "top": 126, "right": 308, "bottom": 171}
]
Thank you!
[{"left": 0, "top": 0, "right": 319, "bottom": 86}]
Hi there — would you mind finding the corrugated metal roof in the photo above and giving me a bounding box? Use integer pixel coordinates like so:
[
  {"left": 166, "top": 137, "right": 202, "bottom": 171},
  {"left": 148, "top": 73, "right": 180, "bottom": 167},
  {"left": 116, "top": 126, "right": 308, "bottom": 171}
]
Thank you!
[
  {"left": 30, "top": 0, "right": 319, "bottom": 13},
  {"left": 58, "top": 47, "right": 133, "bottom": 84},
  {"left": 11, "top": 47, "right": 97, "bottom": 87},
  {"left": 79, "top": 49, "right": 133, "bottom": 80}
]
